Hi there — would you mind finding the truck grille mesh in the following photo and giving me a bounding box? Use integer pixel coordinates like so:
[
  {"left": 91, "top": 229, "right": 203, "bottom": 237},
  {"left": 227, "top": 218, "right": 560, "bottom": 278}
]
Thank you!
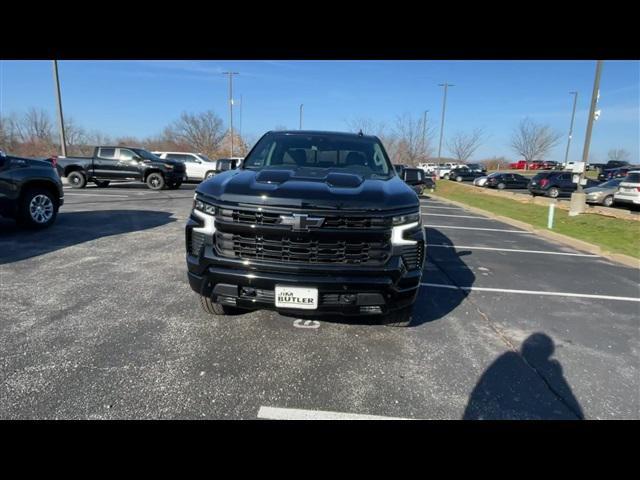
[{"left": 215, "top": 231, "right": 390, "bottom": 265}]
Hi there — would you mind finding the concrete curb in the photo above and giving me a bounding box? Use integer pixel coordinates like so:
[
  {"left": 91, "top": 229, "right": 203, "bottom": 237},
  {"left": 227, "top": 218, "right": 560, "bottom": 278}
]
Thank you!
[{"left": 427, "top": 193, "right": 640, "bottom": 269}]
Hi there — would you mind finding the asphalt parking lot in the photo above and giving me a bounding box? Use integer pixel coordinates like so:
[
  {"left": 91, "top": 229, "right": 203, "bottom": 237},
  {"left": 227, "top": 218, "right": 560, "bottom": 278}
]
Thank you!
[{"left": 1, "top": 183, "right": 638, "bottom": 419}]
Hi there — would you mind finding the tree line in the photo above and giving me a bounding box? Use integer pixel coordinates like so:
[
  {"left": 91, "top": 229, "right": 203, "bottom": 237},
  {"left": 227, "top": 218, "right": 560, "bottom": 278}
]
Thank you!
[{"left": 1, "top": 108, "right": 630, "bottom": 167}]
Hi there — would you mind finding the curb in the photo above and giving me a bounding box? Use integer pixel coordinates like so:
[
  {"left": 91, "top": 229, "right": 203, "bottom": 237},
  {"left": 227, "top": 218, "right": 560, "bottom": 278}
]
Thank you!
[{"left": 427, "top": 193, "right": 640, "bottom": 269}]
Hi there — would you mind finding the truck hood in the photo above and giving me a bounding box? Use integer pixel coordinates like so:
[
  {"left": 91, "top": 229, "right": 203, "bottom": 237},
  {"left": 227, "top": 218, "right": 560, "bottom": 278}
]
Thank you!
[{"left": 195, "top": 168, "right": 419, "bottom": 212}]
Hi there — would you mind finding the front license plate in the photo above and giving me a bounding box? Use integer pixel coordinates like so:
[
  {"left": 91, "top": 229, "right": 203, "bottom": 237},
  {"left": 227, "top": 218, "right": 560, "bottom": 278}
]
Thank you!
[{"left": 275, "top": 285, "right": 318, "bottom": 310}]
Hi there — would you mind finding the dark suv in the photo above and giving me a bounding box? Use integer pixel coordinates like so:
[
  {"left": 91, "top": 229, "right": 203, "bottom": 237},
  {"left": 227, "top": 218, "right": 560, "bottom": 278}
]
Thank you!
[
  {"left": 528, "top": 171, "right": 598, "bottom": 198},
  {"left": 185, "top": 131, "right": 426, "bottom": 326},
  {"left": 0, "top": 151, "right": 64, "bottom": 228}
]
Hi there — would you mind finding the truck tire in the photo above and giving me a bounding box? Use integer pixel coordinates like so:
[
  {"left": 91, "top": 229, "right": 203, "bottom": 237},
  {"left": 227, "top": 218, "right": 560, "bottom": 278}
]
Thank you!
[
  {"left": 68, "top": 171, "right": 87, "bottom": 189},
  {"left": 199, "top": 295, "right": 241, "bottom": 316},
  {"left": 93, "top": 180, "right": 110, "bottom": 188},
  {"left": 18, "top": 187, "right": 58, "bottom": 229},
  {"left": 146, "top": 172, "right": 165, "bottom": 190},
  {"left": 382, "top": 306, "right": 413, "bottom": 327}
]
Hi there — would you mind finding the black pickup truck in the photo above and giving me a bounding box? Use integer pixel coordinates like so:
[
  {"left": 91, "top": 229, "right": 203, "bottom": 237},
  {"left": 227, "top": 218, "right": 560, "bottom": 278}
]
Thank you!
[
  {"left": 185, "top": 130, "right": 426, "bottom": 326},
  {"left": 56, "top": 146, "right": 186, "bottom": 190},
  {"left": 0, "top": 151, "right": 64, "bottom": 228}
]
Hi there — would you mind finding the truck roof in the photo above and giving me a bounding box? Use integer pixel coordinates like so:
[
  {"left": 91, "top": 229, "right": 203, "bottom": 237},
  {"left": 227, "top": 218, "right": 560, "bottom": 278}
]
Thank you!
[{"left": 266, "top": 130, "right": 379, "bottom": 140}]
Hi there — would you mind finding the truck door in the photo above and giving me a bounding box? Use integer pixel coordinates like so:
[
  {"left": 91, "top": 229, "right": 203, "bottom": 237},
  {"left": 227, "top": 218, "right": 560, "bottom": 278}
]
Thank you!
[
  {"left": 93, "top": 147, "right": 119, "bottom": 178},
  {"left": 116, "top": 148, "right": 144, "bottom": 179}
]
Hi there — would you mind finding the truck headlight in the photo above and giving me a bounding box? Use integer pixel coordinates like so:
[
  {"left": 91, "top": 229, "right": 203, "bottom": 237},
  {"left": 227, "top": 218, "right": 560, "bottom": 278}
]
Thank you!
[
  {"left": 391, "top": 212, "right": 422, "bottom": 246},
  {"left": 194, "top": 198, "right": 217, "bottom": 216},
  {"left": 164, "top": 163, "right": 175, "bottom": 170}
]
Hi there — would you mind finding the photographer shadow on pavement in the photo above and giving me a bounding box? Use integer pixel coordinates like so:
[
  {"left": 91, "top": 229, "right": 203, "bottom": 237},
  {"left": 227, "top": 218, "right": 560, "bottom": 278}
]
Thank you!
[
  {"left": 0, "top": 209, "right": 176, "bottom": 265},
  {"left": 463, "top": 332, "right": 585, "bottom": 420}
]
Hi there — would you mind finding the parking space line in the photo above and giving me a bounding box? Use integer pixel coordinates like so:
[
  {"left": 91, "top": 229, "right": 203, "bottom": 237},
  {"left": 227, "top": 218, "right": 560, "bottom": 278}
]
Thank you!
[
  {"left": 64, "top": 193, "right": 130, "bottom": 198},
  {"left": 257, "top": 406, "right": 411, "bottom": 420},
  {"left": 425, "top": 225, "right": 532, "bottom": 233},
  {"left": 422, "top": 213, "right": 489, "bottom": 219},
  {"left": 420, "top": 283, "right": 640, "bottom": 302},
  {"left": 420, "top": 205, "right": 464, "bottom": 210},
  {"left": 426, "top": 244, "right": 600, "bottom": 257}
]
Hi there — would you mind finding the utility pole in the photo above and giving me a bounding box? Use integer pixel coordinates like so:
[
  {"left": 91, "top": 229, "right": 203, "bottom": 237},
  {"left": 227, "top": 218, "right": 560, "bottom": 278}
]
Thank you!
[
  {"left": 52, "top": 60, "right": 67, "bottom": 157},
  {"left": 563, "top": 91, "right": 579, "bottom": 167},
  {"left": 569, "top": 61, "right": 604, "bottom": 216},
  {"left": 579, "top": 61, "right": 604, "bottom": 192},
  {"left": 299, "top": 104, "right": 303, "bottom": 130},
  {"left": 437, "top": 83, "right": 455, "bottom": 162},
  {"left": 222, "top": 72, "right": 239, "bottom": 157},
  {"left": 421, "top": 110, "right": 428, "bottom": 159}
]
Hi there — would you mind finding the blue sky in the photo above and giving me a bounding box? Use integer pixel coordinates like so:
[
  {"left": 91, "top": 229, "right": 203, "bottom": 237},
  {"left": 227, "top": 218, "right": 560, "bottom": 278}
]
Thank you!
[{"left": 1, "top": 60, "right": 638, "bottom": 162}]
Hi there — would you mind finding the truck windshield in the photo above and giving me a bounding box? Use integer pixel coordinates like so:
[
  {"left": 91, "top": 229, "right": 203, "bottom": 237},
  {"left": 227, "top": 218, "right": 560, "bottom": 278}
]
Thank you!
[
  {"left": 243, "top": 133, "right": 393, "bottom": 179},
  {"left": 131, "top": 148, "right": 161, "bottom": 161}
]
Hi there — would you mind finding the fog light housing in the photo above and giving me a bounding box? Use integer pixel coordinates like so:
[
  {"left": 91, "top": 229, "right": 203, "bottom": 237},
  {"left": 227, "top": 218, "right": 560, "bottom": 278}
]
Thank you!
[{"left": 360, "top": 306, "right": 382, "bottom": 314}]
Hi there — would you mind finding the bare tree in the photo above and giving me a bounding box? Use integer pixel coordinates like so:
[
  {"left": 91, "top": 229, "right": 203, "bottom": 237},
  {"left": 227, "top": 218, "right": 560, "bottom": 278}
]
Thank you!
[
  {"left": 509, "top": 118, "right": 562, "bottom": 162},
  {"left": 392, "top": 113, "right": 436, "bottom": 166},
  {"left": 607, "top": 148, "right": 631, "bottom": 162},
  {"left": 163, "top": 111, "right": 225, "bottom": 158},
  {"left": 17, "top": 108, "right": 54, "bottom": 143},
  {"left": 447, "top": 128, "right": 485, "bottom": 162}
]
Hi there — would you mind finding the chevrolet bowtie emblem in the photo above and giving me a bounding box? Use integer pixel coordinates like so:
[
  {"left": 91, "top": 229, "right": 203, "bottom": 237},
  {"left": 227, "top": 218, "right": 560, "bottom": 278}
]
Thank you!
[{"left": 279, "top": 214, "right": 325, "bottom": 231}]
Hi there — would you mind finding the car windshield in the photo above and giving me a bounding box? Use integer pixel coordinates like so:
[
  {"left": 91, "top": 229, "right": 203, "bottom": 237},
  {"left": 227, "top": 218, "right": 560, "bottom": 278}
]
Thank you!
[
  {"left": 131, "top": 148, "right": 161, "bottom": 161},
  {"left": 242, "top": 132, "right": 393, "bottom": 179},
  {"left": 599, "top": 179, "right": 623, "bottom": 188}
]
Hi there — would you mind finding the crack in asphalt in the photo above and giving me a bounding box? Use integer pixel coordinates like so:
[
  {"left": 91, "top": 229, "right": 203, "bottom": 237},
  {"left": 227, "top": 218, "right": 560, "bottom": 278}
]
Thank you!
[{"left": 426, "top": 249, "right": 584, "bottom": 420}]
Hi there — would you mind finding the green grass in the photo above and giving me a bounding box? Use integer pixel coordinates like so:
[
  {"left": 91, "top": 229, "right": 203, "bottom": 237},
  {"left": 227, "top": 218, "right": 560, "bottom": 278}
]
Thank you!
[{"left": 433, "top": 181, "right": 640, "bottom": 259}]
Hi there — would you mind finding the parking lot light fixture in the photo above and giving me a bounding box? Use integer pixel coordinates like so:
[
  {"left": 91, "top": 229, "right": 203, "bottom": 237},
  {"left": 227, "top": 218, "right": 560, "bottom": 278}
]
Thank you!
[{"left": 437, "top": 83, "right": 455, "bottom": 163}]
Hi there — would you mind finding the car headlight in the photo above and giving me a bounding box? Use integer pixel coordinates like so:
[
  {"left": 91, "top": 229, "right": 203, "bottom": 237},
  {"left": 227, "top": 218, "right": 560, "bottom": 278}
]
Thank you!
[
  {"left": 193, "top": 197, "right": 217, "bottom": 216},
  {"left": 391, "top": 212, "right": 421, "bottom": 246}
]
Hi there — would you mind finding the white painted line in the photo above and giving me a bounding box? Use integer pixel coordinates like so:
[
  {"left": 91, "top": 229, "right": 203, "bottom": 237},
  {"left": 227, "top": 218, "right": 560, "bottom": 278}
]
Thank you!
[
  {"left": 426, "top": 244, "right": 600, "bottom": 258},
  {"left": 420, "top": 283, "right": 640, "bottom": 303},
  {"left": 257, "top": 406, "right": 411, "bottom": 420},
  {"left": 420, "top": 205, "right": 464, "bottom": 210},
  {"left": 425, "top": 225, "right": 532, "bottom": 233},
  {"left": 64, "top": 193, "right": 130, "bottom": 198},
  {"left": 422, "top": 213, "right": 489, "bottom": 219}
]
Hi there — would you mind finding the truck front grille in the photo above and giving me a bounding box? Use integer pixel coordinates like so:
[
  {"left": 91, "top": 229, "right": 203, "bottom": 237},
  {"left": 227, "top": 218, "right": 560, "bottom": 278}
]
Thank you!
[
  {"left": 218, "top": 208, "right": 392, "bottom": 229},
  {"left": 215, "top": 231, "right": 390, "bottom": 265}
]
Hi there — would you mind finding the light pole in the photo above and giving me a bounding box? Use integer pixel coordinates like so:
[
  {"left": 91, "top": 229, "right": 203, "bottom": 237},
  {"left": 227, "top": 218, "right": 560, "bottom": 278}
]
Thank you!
[
  {"left": 563, "top": 91, "right": 579, "bottom": 167},
  {"left": 222, "top": 71, "right": 239, "bottom": 157},
  {"left": 299, "top": 104, "right": 303, "bottom": 130},
  {"left": 52, "top": 60, "right": 67, "bottom": 157},
  {"left": 421, "top": 110, "right": 429, "bottom": 159},
  {"left": 437, "top": 83, "right": 455, "bottom": 162},
  {"left": 239, "top": 94, "right": 243, "bottom": 144}
]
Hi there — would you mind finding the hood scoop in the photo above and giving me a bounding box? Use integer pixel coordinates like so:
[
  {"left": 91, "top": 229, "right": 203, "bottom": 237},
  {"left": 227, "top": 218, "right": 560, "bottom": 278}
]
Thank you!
[
  {"left": 325, "top": 172, "right": 364, "bottom": 188},
  {"left": 255, "top": 169, "right": 294, "bottom": 184}
]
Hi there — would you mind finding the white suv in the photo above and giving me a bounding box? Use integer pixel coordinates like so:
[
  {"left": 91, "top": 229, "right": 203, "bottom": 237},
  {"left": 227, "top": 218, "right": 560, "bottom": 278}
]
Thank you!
[
  {"left": 417, "top": 162, "right": 437, "bottom": 173},
  {"left": 613, "top": 170, "right": 640, "bottom": 206},
  {"left": 153, "top": 151, "right": 217, "bottom": 181}
]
